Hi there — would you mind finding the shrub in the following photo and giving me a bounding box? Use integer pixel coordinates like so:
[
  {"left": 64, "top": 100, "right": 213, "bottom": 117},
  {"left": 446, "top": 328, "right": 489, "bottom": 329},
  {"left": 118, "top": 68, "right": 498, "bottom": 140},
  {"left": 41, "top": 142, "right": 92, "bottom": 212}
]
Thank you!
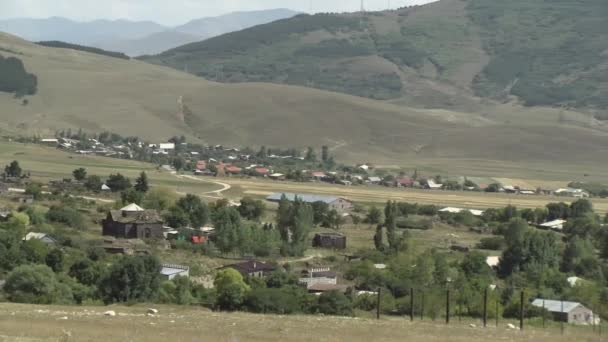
[
  {"left": 45, "top": 206, "right": 86, "bottom": 230},
  {"left": 477, "top": 236, "right": 505, "bottom": 250}
]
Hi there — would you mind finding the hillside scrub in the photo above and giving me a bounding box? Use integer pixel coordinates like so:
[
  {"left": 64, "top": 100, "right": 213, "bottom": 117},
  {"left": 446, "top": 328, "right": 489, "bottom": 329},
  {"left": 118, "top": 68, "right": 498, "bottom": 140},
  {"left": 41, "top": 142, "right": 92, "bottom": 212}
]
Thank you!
[{"left": 0, "top": 54, "right": 37, "bottom": 97}]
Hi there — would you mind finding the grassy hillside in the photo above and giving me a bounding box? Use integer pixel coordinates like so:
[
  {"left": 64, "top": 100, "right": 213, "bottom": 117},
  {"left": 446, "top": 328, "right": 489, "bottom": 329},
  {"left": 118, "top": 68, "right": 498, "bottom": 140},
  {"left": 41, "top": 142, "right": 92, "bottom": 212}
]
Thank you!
[
  {"left": 2, "top": 31, "right": 608, "bottom": 180},
  {"left": 141, "top": 0, "right": 608, "bottom": 113}
]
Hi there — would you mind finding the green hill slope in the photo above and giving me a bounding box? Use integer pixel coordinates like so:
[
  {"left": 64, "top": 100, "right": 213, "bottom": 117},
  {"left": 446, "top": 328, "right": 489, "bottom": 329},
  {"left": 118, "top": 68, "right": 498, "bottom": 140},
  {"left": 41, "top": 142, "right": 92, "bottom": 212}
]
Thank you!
[
  {"left": 141, "top": 0, "right": 608, "bottom": 113},
  {"left": 2, "top": 31, "right": 608, "bottom": 180}
]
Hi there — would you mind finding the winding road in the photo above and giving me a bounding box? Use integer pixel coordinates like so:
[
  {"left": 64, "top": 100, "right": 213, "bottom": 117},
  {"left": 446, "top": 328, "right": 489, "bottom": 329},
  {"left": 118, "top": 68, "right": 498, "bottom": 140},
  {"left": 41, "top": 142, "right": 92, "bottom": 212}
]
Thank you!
[{"left": 175, "top": 174, "right": 232, "bottom": 199}]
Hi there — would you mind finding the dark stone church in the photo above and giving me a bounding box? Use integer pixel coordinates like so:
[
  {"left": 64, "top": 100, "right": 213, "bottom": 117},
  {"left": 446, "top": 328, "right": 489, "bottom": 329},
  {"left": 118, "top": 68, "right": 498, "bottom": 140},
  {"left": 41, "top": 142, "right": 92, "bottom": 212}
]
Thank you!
[{"left": 102, "top": 203, "right": 164, "bottom": 239}]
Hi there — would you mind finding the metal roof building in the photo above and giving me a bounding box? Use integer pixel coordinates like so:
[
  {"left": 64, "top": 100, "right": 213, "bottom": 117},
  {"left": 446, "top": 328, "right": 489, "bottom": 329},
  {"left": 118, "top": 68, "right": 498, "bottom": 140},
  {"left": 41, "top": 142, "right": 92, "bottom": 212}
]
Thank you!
[
  {"left": 266, "top": 193, "right": 341, "bottom": 204},
  {"left": 531, "top": 299, "right": 596, "bottom": 325}
]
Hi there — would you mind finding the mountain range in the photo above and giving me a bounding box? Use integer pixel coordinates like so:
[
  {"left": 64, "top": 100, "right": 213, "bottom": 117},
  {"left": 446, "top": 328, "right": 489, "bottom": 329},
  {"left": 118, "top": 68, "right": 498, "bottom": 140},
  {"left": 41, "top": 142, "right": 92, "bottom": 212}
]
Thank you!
[
  {"left": 141, "top": 0, "right": 608, "bottom": 115},
  {"left": 0, "top": 9, "right": 299, "bottom": 56}
]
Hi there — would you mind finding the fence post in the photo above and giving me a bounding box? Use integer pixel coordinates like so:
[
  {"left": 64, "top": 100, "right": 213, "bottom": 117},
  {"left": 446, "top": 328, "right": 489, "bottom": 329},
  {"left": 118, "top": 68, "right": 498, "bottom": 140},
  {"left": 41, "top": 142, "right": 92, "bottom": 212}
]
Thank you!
[
  {"left": 458, "top": 291, "right": 462, "bottom": 322},
  {"left": 483, "top": 288, "right": 488, "bottom": 328},
  {"left": 421, "top": 291, "right": 425, "bottom": 321},
  {"left": 410, "top": 288, "right": 414, "bottom": 321},
  {"left": 495, "top": 297, "right": 499, "bottom": 327},
  {"left": 446, "top": 289, "right": 450, "bottom": 324},
  {"left": 520, "top": 291, "right": 525, "bottom": 332},
  {"left": 376, "top": 287, "right": 381, "bottom": 319},
  {"left": 542, "top": 299, "right": 546, "bottom": 328},
  {"left": 561, "top": 299, "right": 564, "bottom": 335}
]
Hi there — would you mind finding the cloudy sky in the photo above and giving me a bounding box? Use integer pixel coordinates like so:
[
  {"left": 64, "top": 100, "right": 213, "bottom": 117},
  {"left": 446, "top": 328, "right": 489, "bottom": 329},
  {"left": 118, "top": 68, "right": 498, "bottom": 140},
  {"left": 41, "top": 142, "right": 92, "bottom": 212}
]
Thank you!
[{"left": 0, "top": 0, "right": 434, "bottom": 25}]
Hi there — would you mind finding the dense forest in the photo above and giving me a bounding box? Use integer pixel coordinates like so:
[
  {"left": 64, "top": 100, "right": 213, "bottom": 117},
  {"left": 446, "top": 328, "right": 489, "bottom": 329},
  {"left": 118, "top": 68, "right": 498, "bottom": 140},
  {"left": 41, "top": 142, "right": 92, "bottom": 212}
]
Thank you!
[
  {"left": 0, "top": 54, "right": 37, "bottom": 97},
  {"left": 37, "top": 41, "right": 130, "bottom": 60}
]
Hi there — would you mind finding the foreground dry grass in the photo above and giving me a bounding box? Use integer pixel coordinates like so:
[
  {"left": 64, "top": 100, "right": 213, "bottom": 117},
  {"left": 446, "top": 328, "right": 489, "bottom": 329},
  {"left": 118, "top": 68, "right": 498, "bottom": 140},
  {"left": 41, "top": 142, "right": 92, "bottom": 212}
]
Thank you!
[
  {"left": 0, "top": 303, "right": 602, "bottom": 342},
  {"left": 220, "top": 177, "right": 608, "bottom": 213}
]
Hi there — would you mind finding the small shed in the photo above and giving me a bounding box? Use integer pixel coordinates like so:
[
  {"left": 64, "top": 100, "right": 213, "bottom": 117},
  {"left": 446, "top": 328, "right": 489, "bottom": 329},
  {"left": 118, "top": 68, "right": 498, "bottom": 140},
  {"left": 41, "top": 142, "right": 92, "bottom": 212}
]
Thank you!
[
  {"left": 313, "top": 233, "right": 346, "bottom": 250},
  {"left": 531, "top": 299, "right": 597, "bottom": 325},
  {"left": 160, "top": 264, "right": 190, "bottom": 280},
  {"left": 23, "top": 232, "right": 57, "bottom": 246}
]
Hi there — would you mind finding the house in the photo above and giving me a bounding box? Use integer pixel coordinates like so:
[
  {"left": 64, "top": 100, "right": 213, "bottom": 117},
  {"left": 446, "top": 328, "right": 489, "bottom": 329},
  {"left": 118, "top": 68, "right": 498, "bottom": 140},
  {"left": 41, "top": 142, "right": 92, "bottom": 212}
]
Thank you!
[
  {"left": 224, "top": 166, "right": 242, "bottom": 175},
  {"left": 358, "top": 164, "right": 370, "bottom": 171},
  {"left": 101, "top": 184, "right": 111, "bottom": 192},
  {"left": 555, "top": 188, "right": 590, "bottom": 198},
  {"left": 313, "top": 233, "right": 347, "bottom": 249},
  {"left": 396, "top": 177, "right": 414, "bottom": 188},
  {"left": 160, "top": 264, "right": 190, "bottom": 280},
  {"left": 196, "top": 160, "right": 208, "bottom": 171},
  {"left": 269, "top": 173, "right": 286, "bottom": 181},
  {"left": 23, "top": 232, "right": 57, "bottom": 245},
  {"left": 254, "top": 167, "right": 270, "bottom": 176},
  {"left": 40, "top": 138, "right": 59, "bottom": 145},
  {"left": 102, "top": 204, "right": 164, "bottom": 239},
  {"left": 223, "top": 260, "right": 276, "bottom": 278},
  {"left": 567, "top": 276, "right": 582, "bottom": 287},
  {"left": 426, "top": 179, "right": 443, "bottom": 190},
  {"left": 337, "top": 180, "right": 352, "bottom": 186},
  {"left": 367, "top": 177, "right": 382, "bottom": 185},
  {"left": 538, "top": 219, "right": 567, "bottom": 231},
  {"left": 299, "top": 268, "right": 338, "bottom": 288},
  {"left": 311, "top": 172, "right": 327, "bottom": 181},
  {"left": 307, "top": 283, "right": 349, "bottom": 294},
  {"left": 531, "top": 299, "right": 597, "bottom": 325},
  {"left": 502, "top": 185, "right": 517, "bottom": 193},
  {"left": 158, "top": 143, "right": 175, "bottom": 152},
  {"left": 266, "top": 193, "right": 353, "bottom": 212},
  {"left": 14, "top": 194, "right": 34, "bottom": 204}
]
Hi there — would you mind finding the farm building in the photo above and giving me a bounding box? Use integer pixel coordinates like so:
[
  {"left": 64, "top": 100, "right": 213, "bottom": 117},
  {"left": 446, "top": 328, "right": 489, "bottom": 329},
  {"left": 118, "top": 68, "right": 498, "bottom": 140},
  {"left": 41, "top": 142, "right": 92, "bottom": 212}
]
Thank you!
[
  {"left": 266, "top": 193, "right": 353, "bottom": 212},
  {"left": 531, "top": 299, "right": 597, "bottom": 325},
  {"left": 313, "top": 233, "right": 347, "bottom": 249},
  {"left": 23, "top": 232, "right": 57, "bottom": 246},
  {"left": 299, "top": 268, "right": 338, "bottom": 288},
  {"left": 439, "top": 207, "right": 484, "bottom": 216},
  {"left": 160, "top": 264, "right": 190, "bottom": 280},
  {"left": 538, "top": 219, "right": 566, "bottom": 231},
  {"left": 223, "top": 260, "right": 276, "bottom": 278},
  {"left": 555, "top": 188, "right": 590, "bottom": 198},
  {"left": 102, "top": 204, "right": 164, "bottom": 239}
]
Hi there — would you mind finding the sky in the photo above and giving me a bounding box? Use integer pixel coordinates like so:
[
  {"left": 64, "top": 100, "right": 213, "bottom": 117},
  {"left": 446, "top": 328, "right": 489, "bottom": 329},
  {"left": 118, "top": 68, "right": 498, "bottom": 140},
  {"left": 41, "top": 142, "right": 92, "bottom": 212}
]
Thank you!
[{"left": 0, "top": 0, "right": 435, "bottom": 26}]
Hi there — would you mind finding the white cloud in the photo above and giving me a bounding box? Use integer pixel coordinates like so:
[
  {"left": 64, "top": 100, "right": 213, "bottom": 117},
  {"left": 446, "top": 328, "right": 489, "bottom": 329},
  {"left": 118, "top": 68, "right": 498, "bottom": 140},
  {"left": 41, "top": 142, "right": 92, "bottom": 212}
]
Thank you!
[{"left": 0, "top": 0, "right": 434, "bottom": 25}]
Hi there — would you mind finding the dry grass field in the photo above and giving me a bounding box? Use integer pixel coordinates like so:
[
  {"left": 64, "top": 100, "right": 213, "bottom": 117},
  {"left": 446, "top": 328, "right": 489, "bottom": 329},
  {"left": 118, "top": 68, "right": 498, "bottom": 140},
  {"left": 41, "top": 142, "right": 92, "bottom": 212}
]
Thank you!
[
  {"left": 0, "top": 303, "right": 602, "bottom": 342},
  {"left": 217, "top": 177, "right": 608, "bottom": 213}
]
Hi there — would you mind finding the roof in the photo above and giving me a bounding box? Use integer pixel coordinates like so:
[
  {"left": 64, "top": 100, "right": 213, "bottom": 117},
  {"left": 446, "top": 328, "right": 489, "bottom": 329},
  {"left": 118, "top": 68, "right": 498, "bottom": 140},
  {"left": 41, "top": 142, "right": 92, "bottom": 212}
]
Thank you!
[
  {"left": 101, "top": 184, "right": 111, "bottom": 191},
  {"left": 540, "top": 219, "right": 566, "bottom": 230},
  {"left": 311, "top": 172, "right": 327, "bottom": 178},
  {"left": 427, "top": 180, "right": 443, "bottom": 188},
  {"left": 160, "top": 264, "right": 189, "bottom": 276},
  {"left": 225, "top": 260, "right": 276, "bottom": 275},
  {"left": 367, "top": 177, "right": 382, "bottom": 182},
  {"left": 486, "top": 256, "right": 500, "bottom": 267},
  {"left": 225, "top": 166, "right": 242, "bottom": 173},
  {"left": 108, "top": 210, "right": 163, "bottom": 224},
  {"left": 23, "top": 232, "right": 56, "bottom": 243},
  {"left": 439, "top": 207, "right": 484, "bottom": 216},
  {"left": 255, "top": 167, "right": 270, "bottom": 174},
  {"left": 266, "top": 193, "right": 348, "bottom": 205},
  {"left": 269, "top": 173, "right": 285, "bottom": 177},
  {"left": 121, "top": 203, "right": 145, "bottom": 212},
  {"left": 567, "top": 276, "right": 582, "bottom": 287},
  {"left": 159, "top": 143, "right": 175, "bottom": 150},
  {"left": 531, "top": 299, "right": 587, "bottom": 313}
]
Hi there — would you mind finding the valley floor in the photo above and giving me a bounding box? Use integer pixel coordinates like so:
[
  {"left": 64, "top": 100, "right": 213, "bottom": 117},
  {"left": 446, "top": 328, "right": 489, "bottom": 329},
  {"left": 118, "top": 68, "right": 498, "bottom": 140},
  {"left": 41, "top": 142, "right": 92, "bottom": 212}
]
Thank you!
[{"left": 0, "top": 303, "right": 600, "bottom": 342}]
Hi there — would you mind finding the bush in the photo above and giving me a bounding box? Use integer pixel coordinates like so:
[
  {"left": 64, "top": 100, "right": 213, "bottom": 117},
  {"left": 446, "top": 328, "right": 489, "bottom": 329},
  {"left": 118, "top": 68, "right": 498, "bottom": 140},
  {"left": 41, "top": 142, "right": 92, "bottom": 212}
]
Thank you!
[
  {"left": 45, "top": 206, "right": 86, "bottom": 230},
  {"left": 316, "top": 291, "right": 353, "bottom": 316},
  {"left": 4, "top": 264, "right": 73, "bottom": 304},
  {"left": 477, "top": 236, "right": 505, "bottom": 250},
  {"left": 0, "top": 55, "right": 37, "bottom": 97}
]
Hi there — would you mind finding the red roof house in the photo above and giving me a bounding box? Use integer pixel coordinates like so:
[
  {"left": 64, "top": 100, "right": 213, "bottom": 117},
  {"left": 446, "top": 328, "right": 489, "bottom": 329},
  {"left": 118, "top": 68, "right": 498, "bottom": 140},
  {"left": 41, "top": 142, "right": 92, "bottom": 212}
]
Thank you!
[
  {"left": 196, "top": 160, "right": 208, "bottom": 171},
  {"left": 397, "top": 177, "right": 414, "bottom": 187},
  {"left": 255, "top": 167, "right": 270, "bottom": 176},
  {"left": 225, "top": 166, "right": 242, "bottom": 174}
]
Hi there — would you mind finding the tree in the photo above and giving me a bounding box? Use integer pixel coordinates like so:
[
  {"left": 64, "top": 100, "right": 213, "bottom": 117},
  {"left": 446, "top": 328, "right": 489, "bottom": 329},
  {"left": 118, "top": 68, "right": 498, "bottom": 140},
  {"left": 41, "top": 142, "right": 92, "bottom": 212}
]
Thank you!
[
  {"left": 84, "top": 175, "right": 103, "bottom": 192},
  {"left": 172, "top": 157, "right": 186, "bottom": 171},
  {"left": 214, "top": 268, "right": 250, "bottom": 310},
  {"left": 546, "top": 202, "right": 570, "bottom": 221},
  {"left": 4, "top": 160, "right": 22, "bottom": 178},
  {"left": 384, "top": 201, "right": 399, "bottom": 251},
  {"left": 121, "top": 188, "right": 144, "bottom": 205},
  {"left": 98, "top": 255, "right": 161, "bottom": 303},
  {"left": 134, "top": 171, "right": 149, "bottom": 193},
  {"left": 366, "top": 206, "right": 382, "bottom": 225},
  {"left": 45, "top": 206, "right": 85, "bottom": 230},
  {"left": 45, "top": 248, "right": 64, "bottom": 272},
  {"left": 72, "top": 168, "right": 87, "bottom": 181},
  {"left": 321, "top": 145, "right": 329, "bottom": 162},
  {"left": 143, "top": 187, "right": 177, "bottom": 211},
  {"left": 316, "top": 291, "right": 353, "bottom": 316},
  {"left": 4, "top": 264, "right": 73, "bottom": 304},
  {"left": 461, "top": 251, "right": 492, "bottom": 279},
  {"left": 24, "top": 183, "right": 42, "bottom": 199},
  {"left": 213, "top": 207, "right": 242, "bottom": 254},
  {"left": 105, "top": 173, "right": 131, "bottom": 192},
  {"left": 374, "top": 224, "right": 385, "bottom": 251},
  {"left": 570, "top": 199, "right": 593, "bottom": 218},
  {"left": 485, "top": 183, "right": 501, "bottom": 193},
  {"left": 305, "top": 146, "right": 316, "bottom": 162},
  {"left": 238, "top": 197, "right": 266, "bottom": 221},
  {"left": 176, "top": 194, "right": 209, "bottom": 228},
  {"left": 276, "top": 196, "right": 314, "bottom": 256},
  {"left": 164, "top": 206, "right": 189, "bottom": 228},
  {"left": 69, "top": 259, "right": 103, "bottom": 286}
]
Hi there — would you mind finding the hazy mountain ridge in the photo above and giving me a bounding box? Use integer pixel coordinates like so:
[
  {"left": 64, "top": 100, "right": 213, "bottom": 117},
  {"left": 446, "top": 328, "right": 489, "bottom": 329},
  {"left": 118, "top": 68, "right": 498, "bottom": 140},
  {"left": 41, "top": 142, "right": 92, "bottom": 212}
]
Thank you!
[{"left": 0, "top": 9, "right": 300, "bottom": 56}]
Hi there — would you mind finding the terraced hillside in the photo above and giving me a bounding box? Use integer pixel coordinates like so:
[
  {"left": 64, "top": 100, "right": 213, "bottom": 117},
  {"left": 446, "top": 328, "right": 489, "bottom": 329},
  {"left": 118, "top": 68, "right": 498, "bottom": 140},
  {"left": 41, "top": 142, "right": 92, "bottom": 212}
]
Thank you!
[{"left": 141, "top": 0, "right": 608, "bottom": 114}]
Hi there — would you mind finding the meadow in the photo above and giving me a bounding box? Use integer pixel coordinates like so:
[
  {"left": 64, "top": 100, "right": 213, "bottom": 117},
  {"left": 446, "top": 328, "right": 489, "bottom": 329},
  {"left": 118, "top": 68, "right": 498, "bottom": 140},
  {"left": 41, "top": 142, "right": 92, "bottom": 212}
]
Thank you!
[{"left": 0, "top": 303, "right": 603, "bottom": 342}]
